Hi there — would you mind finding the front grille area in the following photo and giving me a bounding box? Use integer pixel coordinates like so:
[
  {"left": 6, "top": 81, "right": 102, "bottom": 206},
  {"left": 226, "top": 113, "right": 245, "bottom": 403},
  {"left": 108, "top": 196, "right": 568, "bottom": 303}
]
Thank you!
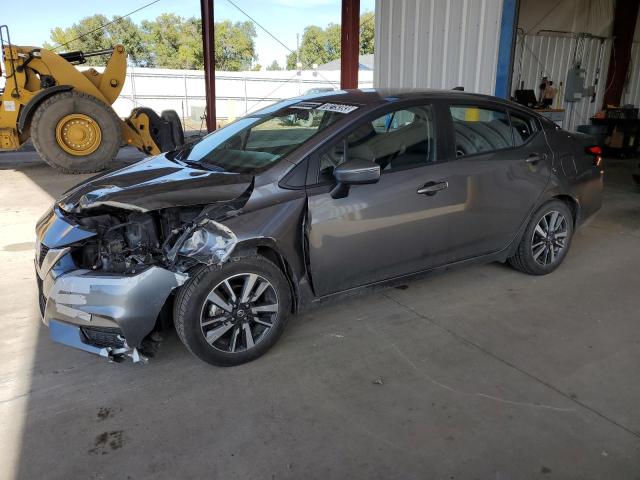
[
  {"left": 80, "top": 326, "right": 126, "bottom": 349},
  {"left": 38, "top": 243, "right": 50, "bottom": 268}
]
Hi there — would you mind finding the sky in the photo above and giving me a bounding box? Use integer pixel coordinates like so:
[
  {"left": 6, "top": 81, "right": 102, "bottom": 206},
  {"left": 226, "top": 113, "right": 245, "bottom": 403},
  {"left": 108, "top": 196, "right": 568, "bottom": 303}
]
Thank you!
[{"left": 4, "top": 0, "right": 375, "bottom": 68}]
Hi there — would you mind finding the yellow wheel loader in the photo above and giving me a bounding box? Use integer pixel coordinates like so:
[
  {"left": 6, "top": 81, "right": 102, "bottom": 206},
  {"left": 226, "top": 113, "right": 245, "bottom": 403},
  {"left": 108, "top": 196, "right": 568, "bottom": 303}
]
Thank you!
[{"left": 0, "top": 25, "right": 184, "bottom": 173}]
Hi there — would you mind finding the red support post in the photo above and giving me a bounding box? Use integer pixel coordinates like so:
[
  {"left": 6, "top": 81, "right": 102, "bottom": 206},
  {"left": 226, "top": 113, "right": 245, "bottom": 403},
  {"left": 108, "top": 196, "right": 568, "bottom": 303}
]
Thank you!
[
  {"left": 201, "top": 0, "right": 216, "bottom": 132},
  {"left": 340, "top": 0, "right": 360, "bottom": 90},
  {"left": 602, "top": 0, "right": 640, "bottom": 108}
]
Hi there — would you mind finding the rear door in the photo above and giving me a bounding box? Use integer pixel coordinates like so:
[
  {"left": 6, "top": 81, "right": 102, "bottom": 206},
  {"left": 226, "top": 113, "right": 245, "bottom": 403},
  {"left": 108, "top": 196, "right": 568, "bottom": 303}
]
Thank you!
[{"left": 440, "top": 103, "right": 553, "bottom": 261}]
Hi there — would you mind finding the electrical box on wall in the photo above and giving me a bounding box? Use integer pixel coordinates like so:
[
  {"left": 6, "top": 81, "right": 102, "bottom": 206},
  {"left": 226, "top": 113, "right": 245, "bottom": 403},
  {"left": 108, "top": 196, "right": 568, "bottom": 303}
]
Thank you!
[{"left": 565, "top": 67, "right": 586, "bottom": 102}]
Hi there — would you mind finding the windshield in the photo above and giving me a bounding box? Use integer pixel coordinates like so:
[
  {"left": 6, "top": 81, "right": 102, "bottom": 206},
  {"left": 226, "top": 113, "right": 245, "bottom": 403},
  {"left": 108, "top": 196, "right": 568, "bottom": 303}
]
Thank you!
[{"left": 175, "top": 100, "right": 358, "bottom": 174}]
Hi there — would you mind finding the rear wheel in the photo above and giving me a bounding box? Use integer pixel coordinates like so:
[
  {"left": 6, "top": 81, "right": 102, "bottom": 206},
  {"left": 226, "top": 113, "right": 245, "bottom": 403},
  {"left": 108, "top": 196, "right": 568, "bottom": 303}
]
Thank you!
[
  {"left": 174, "top": 255, "right": 291, "bottom": 366},
  {"left": 31, "top": 91, "right": 121, "bottom": 173},
  {"left": 508, "top": 200, "right": 574, "bottom": 275}
]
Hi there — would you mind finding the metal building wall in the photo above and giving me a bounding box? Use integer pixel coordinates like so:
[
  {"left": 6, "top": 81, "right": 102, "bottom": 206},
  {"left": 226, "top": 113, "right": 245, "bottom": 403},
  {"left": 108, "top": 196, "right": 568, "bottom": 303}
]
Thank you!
[
  {"left": 374, "top": 0, "right": 504, "bottom": 94},
  {"left": 622, "top": 20, "right": 640, "bottom": 106},
  {"left": 511, "top": 33, "right": 612, "bottom": 130},
  {"left": 623, "top": 41, "right": 640, "bottom": 106}
]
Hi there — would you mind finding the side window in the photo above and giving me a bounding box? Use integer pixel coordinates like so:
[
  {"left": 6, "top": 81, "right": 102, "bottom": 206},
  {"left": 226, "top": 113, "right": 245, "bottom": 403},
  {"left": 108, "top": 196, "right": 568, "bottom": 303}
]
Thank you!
[
  {"left": 314, "top": 105, "right": 435, "bottom": 184},
  {"left": 510, "top": 111, "right": 537, "bottom": 146},
  {"left": 371, "top": 110, "right": 416, "bottom": 133},
  {"left": 350, "top": 106, "right": 434, "bottom": 172},
  {"left": 450, "top": 106, "right": 512, "bottom": 157},
  {"left": 317, "top": 139, "right": 346, "bottom": 184}
]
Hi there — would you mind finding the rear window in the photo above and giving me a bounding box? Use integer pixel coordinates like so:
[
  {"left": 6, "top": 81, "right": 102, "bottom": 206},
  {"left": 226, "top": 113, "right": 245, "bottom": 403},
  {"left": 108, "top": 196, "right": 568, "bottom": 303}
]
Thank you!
[{"left": 450, "top": 106, "right": 512, "bottom": 157}]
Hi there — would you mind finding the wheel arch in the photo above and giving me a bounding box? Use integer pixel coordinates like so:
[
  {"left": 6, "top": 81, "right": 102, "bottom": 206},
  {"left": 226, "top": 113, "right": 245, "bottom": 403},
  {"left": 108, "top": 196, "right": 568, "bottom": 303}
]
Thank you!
[
  {"left": 506, "top": 193, "right": 580, "bottom": 259},
  {"left": 18, "top": 85, "right": 74, "bottom": 134},
  {"left": 233, "top": 239, "right": 301, "bottom": 314},
  {"left": 551, "top": 194, "right": 580, "bottom": 227}
]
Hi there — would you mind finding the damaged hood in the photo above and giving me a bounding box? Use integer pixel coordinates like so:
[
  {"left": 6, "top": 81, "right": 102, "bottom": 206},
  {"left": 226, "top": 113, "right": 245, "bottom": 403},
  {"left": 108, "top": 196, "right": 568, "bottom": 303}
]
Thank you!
[{"left": 58, "top": 154, "right": 254, "bottom": 213}]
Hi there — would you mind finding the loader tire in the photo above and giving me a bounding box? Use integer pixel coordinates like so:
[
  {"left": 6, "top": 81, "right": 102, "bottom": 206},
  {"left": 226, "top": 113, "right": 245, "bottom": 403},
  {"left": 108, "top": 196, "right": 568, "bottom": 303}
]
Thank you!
[
  {"left": 161, "top": 110, "right": 185, "bottom": 149},
  {"left": 31, "top": 91, "right": 121, "bottom": 174}
]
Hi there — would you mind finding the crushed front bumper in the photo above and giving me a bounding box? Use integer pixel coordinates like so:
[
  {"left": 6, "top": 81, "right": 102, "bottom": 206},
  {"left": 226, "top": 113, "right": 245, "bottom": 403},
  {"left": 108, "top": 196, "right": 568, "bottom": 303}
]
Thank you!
[
  {"left": 49, "top": 320, "right": 146, "bottom": 363},
  {"left": 35, "top": 207, "right": 189, "bottom": 361},
  {"left": 38, "top": 258, "right": 186, "bottom": 361}
]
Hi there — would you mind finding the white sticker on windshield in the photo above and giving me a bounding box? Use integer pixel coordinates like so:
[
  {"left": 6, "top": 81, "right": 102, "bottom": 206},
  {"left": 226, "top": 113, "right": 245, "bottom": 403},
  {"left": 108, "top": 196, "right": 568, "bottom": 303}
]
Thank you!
[
  {"left": 292, "top": 101, "right": 323, "bottom": 110},
  {"left": 317, "top": 103, "right": 359, "bottom": 114}
]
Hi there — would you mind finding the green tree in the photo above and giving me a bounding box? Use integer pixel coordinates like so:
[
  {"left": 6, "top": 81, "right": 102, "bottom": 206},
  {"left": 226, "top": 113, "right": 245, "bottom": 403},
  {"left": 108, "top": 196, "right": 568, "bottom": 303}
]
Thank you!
[
  {"left": 46, "top": 14, "right": 152, "bottom": 66},
  {"left": 360, "top": 11, "right": 375, "bottom": 55},
  {"left": 141, "top": 14, "right": 203, "bottom": 69},
  {"left": 47, "top": 14, "right": 257, "bottom": 71},
  {"left": 286, "top": 12, "right": 374, "bottom": 69},
  {"left": 214, "top": 20, "right": 257, "bottom": 71},
  {"left": 266, "top": 60, "right": 283, "bottom": 71},
  {"left": 141, "top": 17, "right": 257, "bottom": 70}
]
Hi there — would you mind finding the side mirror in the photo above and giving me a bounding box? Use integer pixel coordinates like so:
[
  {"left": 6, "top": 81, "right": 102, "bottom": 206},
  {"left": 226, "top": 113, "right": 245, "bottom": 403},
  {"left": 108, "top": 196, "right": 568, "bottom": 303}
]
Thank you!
[{"left": 331, "top": 159, "right": 380, "bottom": 199}]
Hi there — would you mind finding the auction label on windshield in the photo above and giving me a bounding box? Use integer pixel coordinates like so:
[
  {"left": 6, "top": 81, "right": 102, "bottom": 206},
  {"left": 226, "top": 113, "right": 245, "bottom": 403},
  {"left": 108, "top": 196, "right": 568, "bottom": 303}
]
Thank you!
[
  {"left": 317, "top": 103, "right": 359, "bottom": 114},
  {"left": 292, "top": 102, "right": 323, "bottom": 110}
]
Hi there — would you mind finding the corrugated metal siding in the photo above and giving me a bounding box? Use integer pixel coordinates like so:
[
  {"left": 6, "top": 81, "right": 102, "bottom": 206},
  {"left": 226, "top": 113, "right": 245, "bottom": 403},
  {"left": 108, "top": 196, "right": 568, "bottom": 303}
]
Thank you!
[
  {"left": 622, "top": 42, "right": 640, "bottom": 106},
  {"left": 375, "top": 0, "right": 504, "bottom": 94},
  {"left": 622, "top": 19, "right": 640, "bottom": 106},
  {"left": 511, "top": 33, "right": 612, "bottom": 130}
]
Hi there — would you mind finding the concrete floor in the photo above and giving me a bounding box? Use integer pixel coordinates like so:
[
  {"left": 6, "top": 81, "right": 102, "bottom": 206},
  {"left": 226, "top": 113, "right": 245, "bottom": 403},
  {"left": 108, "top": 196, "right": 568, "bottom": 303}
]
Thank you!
[{"left": 0, "top": 149, "right": 639, "bottom": 480}]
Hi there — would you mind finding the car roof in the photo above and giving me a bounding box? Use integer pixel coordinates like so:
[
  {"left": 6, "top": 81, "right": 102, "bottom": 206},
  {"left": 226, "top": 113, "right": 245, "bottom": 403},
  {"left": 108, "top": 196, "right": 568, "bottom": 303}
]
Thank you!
[
  {"left": 298, "top": 88, "right": 513, "bottom": 107},
  {"left": 291, "top": 88, "right": 547, "bottom": 123}
]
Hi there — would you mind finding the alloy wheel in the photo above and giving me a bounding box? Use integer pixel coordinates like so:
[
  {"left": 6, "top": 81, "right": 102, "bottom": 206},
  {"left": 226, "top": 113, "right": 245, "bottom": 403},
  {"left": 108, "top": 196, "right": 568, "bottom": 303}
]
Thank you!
[
  {"left": 531, "top": 210, "right": 568, "bottom": 266},
  {"left": 199, "top": 273, "right": 279, "bottom": 353}
]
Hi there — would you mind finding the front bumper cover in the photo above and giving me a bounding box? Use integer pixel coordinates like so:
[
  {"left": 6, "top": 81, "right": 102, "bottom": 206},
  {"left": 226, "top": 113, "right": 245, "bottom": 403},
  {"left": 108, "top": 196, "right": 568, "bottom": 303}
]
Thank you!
[
  {"left": 42, "top": 267, "right": 187, "bottom": 351},
  {"left": 49, "top": 320, "right": 147, "bottom": 363}
]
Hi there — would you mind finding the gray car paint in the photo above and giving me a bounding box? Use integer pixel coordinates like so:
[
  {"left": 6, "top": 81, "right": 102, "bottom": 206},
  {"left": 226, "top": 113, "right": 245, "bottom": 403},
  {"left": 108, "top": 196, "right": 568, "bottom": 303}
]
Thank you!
[
  {"left": 58, "top": 154, "right": 254, "bottom": 213},
  {"left": 36, "top": 208, "right": 96, "bottom": 248},
  {"left": 43, "top": 267, "right": 186, "bottom": 347},
  {"left": 35, "top": 89, "right": 603, "bottom": 359}
]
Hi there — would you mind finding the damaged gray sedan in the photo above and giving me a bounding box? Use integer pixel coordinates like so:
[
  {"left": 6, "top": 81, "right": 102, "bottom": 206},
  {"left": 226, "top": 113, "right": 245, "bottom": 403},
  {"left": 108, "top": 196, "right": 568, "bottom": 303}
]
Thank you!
[{"left": 36, "top": 89, "right": 603, "bottom": 365}]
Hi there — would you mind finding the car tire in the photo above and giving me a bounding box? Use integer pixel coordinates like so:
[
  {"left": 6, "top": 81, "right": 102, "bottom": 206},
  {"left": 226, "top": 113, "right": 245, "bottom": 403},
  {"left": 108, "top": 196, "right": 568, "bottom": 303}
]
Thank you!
[
  {"left": 174, "top": 255, "right": 291, "bottom": 366},
  {"left": 508, "top": 200, "right": 574, "bottom": 275}
]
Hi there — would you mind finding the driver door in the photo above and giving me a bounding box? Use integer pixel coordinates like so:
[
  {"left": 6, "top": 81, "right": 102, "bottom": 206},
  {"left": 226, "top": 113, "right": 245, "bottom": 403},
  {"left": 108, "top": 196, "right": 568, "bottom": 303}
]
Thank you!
[{"left": 306, "top": 102, "right": 461, "bottom": 296}]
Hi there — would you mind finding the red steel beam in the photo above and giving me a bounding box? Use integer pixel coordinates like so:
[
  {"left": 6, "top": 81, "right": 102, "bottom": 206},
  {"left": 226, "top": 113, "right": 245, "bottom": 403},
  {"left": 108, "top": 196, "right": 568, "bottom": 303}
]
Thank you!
[
  {"left": 340, "top": 0, "right": 360, "bottom": 90},
  {"left": 602, "top": 0, "right": 640, "bottom": 107},
  {"left": 201, "top": 0, "right": 216, "bottom": 131}
]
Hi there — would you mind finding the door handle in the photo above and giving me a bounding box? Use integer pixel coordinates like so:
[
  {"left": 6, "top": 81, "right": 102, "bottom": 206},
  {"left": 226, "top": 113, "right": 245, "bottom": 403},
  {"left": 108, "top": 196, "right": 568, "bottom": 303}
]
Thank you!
[
  {"left": 417, "top": 181, "right": 448, "bottom": 196},
  {"left": 525, "top": 153, "right": 544, "bottom": 164}
]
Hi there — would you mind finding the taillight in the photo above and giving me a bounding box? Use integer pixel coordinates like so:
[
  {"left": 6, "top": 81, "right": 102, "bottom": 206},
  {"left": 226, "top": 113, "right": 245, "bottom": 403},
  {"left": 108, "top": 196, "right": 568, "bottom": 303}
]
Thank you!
[
  {"left": 587, "top": 145, "right": 602, "bottom": 155},
  {"left": 586, "top": 145, "right": 603, "bottom": 167}
]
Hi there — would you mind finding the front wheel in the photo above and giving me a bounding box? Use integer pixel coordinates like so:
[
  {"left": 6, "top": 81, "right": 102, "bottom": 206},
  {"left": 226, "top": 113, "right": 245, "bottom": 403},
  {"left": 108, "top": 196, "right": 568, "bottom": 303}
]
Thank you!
[
  {"left": 174, "top": 255, "right": 291, "bottom": 366},
  {"left": 508, "top": 200, "right": 574, "bottom": 275}
]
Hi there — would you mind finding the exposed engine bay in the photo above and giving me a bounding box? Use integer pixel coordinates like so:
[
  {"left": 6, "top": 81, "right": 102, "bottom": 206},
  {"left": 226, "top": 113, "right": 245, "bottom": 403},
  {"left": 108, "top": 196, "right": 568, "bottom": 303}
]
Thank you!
[
  {"left": 65, "top": 201, "right": 241, "bottom": 275},
  {"left": 71, "top": 207, "right": 196, "bottom": 273}
]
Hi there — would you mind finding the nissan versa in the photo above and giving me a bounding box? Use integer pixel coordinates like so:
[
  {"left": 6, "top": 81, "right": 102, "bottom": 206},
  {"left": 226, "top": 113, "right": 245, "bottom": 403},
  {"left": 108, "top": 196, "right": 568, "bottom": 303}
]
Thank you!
[{"left": 35, "top": 89, "right": 603, "bottom": 366}]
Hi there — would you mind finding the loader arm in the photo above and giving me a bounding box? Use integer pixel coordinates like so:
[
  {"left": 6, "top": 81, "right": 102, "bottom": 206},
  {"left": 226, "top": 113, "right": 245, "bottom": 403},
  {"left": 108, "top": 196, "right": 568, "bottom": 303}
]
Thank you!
[
  {"left": 98, "top": 45, "right": 126, "bottom": 104},
  {"left": 31, "top": 48, "right": 122, "bottom": 105}
]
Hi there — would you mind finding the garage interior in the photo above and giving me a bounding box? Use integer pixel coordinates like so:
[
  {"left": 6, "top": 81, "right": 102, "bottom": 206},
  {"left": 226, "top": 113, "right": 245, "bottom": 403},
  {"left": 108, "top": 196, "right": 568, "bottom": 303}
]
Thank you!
[{"left": 1, "top": 0, "right": 640, "bottom": 479}]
